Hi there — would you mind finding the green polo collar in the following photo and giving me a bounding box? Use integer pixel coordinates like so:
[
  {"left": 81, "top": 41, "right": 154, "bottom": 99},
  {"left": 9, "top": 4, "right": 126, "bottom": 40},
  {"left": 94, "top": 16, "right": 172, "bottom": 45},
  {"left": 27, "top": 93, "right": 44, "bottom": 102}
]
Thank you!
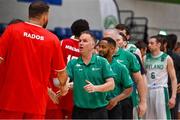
[
  {"left": 114, "top": 48, "right": 123, "bottom": 57},
  {"left": 77, "top": 54, "right": 96, "bottom": 65}
]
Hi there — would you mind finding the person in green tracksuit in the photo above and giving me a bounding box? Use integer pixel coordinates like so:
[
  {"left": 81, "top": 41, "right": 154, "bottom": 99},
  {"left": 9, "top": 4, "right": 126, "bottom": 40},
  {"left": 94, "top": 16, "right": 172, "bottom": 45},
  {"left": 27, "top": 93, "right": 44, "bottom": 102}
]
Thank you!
[
  {"left": 98, "top": 37, "right": 133, "bottom": 119},
  {"left": 67, "top": 31, "right": 115, "bottom": 119}
]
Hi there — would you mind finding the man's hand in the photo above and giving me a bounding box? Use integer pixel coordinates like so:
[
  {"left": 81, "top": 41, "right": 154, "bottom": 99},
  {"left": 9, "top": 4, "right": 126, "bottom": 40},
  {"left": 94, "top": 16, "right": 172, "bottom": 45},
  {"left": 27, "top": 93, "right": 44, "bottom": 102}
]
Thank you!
[
  {"left": 68, "top": 82, "right": 73, "bottom": 89},
  {"left": 47, "top": 87, "right": 59, "bottom": 104},
  {"left": 137, "top": 101, "right": 147, "bottom": 118},
  {"left": 56, "top": 78, "right": 70, "bottom": 96},
  {"left": 106, "top": 98, "right": 118, "bottom": 110},
  {"left": 168, "top": 97, "right": 176, "bottom": 109},
  {"left": 84, "top": 80, "right": 96, "bottom": 93},
  {"left": 56, "top": 84, "right": 69, "bottom": 97}
]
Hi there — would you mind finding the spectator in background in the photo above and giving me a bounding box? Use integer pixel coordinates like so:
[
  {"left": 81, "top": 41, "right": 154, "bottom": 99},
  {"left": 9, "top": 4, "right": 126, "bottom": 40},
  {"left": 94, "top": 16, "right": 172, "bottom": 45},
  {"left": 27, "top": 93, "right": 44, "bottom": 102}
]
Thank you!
[
  {"left": 135, "top": 40, "right": 147, "bottom": 58},
  {"left": 165, "top": 34, "right": 180, "bottom": 119},
  {"left": 0, "top": 18, "right": 24, "bottom": 36},
  {"left": 174, "top": 42, "right": 180, "bottom": 55},
  {"left": 159, "top": 34, "right": 180, "bottom": 119},
  {"left": 0, "top": 1, "right": 68, "bottom": 119},
  {"left": 0, "top": 23, "right": 7, "bottom": 37},
  {"left": 67, "top": 31, "right": 115, "bottom": 119},
  {"left": 8, "top": 19, "right": 24, "bottom": 25}
]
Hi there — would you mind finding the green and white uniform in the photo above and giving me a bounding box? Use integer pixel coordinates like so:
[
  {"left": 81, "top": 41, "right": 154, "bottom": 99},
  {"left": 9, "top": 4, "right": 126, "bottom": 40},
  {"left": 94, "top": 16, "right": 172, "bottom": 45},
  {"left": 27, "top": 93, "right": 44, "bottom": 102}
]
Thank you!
[
  {"left": 144, "top": 52, "right": 171, "bottom": 119},
  {"left": 107, "top": 59, "right": 133, "bottom": 101},
  {"left": 67, "top": 54, "right": 114, "bottom": 109}
]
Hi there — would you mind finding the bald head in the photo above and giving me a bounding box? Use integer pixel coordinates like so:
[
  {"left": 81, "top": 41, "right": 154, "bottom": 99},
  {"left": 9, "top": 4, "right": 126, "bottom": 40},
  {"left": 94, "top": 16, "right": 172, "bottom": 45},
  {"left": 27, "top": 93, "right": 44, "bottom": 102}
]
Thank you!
[{"left": 103, "top": 28, "right": 120, "bottom": 41}]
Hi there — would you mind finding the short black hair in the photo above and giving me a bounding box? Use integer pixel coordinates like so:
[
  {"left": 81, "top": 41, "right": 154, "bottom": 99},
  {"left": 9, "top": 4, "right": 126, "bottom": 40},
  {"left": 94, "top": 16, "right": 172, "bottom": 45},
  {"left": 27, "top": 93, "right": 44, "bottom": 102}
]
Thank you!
[
  {"left": 135, "top": 40, "right": 147, "bottom": 50},
  {"left": 101, "top": 37, "right": 116, "bottom": 48},
  {"left": 167, "top": 34, "right": 177, "bottom": 50},
  {"left": 71, "top": 19, "right": 89, "bottom": 37},
  {"left": 115, "top": 24, "right": 130, "bottom": 35},
  {"left": 29, "top": 1, "right": 49, "bottom": 18}
]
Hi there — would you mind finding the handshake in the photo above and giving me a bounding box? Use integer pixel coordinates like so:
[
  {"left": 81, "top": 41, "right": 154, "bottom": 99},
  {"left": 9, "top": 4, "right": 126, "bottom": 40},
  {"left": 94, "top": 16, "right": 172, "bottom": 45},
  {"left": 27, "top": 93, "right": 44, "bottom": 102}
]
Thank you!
[{"left": 47, "top": 78, "right": 73, "bottom": 104}]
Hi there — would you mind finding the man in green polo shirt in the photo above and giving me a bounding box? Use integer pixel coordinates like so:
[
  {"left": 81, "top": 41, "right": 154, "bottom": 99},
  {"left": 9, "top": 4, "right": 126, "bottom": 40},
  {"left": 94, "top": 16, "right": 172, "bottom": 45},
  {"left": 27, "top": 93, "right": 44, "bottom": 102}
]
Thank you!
[
  {"left": 67, "top": 31, "right": 115, "bottom": 119},
  {"left": 98, "top": 37, "right": 133, "bottom": 119},
  {"left": 104, "top": 28, "right": 147, "bottom": 119}
]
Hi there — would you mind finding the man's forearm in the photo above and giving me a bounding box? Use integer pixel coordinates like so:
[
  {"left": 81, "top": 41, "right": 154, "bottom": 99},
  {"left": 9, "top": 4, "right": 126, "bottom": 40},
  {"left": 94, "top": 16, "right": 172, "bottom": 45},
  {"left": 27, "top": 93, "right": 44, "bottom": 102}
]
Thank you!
[
  {"left": 134, "top": 72, "right": 147, "bottom": 103},
  {"left": 57, "top": 70, "right": 68, "bottom": 87},
  {"left": 171, "top": 78, "right": 177, "bottom": 99},
  {"left": 137, "top": 80, "right": 147, "bottom": 103},
  {"left": 95, "top": 78, "right": 114, "bottom": 92},
  {"left": 115, "top": 87, "right": 133, "bottom": 102}
]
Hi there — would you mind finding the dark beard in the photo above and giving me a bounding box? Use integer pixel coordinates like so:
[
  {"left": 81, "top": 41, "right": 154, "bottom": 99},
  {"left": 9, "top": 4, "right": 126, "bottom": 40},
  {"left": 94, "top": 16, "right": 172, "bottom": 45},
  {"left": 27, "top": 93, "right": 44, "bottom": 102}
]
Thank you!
[
  {"left": 43, "top": 21, "right": 48, "bottom": 28},
  {"left": 99, "top": 50, "right": 110, "bottom": 58}
]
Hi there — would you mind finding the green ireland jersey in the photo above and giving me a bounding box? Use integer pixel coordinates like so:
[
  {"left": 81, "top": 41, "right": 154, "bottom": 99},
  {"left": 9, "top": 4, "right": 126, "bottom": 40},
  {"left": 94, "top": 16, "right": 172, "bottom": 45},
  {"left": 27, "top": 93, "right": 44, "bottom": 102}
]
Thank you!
[
  {"left": 67, "top": 54, "right": 115, "bottom": 109},
  {"left": 106, "top": 58, "right": 133, "bottom": 101}
]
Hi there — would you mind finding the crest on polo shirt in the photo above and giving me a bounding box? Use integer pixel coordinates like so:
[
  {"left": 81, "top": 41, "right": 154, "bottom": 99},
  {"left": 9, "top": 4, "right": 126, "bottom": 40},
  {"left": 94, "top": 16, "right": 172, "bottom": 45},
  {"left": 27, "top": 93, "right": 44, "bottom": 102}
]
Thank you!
[{"left": 92, "top": 67, "right": 101, "bottom": 71}]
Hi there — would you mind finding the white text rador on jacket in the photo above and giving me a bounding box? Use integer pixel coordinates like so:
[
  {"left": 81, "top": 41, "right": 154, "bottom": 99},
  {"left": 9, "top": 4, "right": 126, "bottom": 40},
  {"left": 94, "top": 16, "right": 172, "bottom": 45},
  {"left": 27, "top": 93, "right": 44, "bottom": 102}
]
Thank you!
[{"left": 23, "top": 32, "right": 44, "bottom": 40}]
